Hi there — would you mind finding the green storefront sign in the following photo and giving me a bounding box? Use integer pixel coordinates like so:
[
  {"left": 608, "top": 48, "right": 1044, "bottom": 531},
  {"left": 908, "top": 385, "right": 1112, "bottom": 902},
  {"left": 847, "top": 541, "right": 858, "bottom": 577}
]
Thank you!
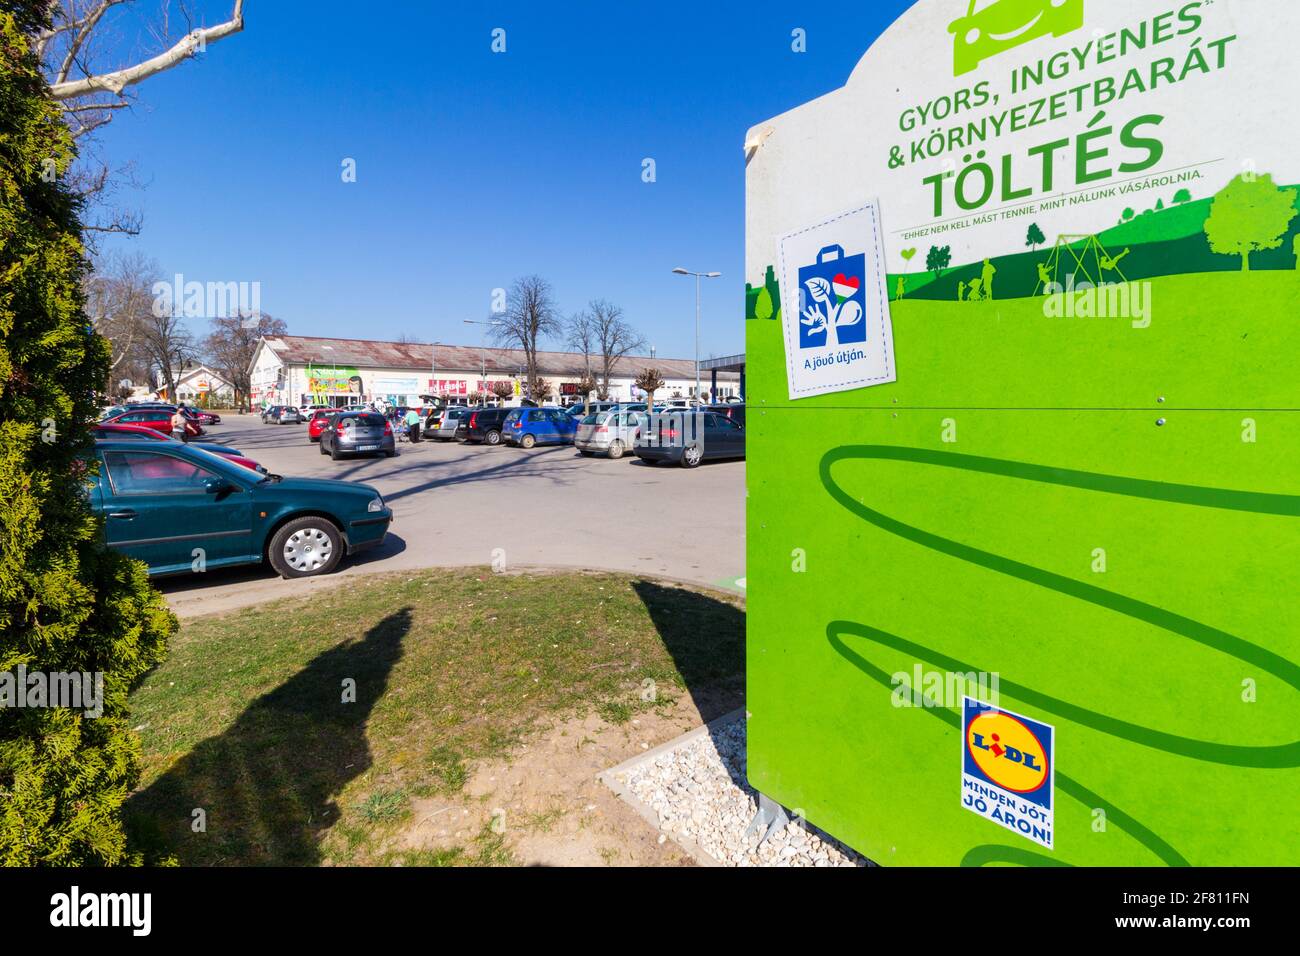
[{"left": 745, "top": 0, "right": 1298, "bottom": 866}]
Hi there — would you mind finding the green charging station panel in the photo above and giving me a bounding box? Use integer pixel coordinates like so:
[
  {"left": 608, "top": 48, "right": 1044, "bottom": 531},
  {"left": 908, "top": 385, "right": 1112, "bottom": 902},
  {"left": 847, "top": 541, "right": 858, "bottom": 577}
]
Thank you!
[{"left": 744, "top": 0, "right": 1299, "bottom": 866}]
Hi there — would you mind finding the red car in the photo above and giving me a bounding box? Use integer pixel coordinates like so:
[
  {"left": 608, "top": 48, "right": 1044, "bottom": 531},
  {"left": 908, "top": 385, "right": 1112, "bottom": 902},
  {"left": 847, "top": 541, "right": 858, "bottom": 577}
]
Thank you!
[
  {"left": 91, "top": 422, "right": 264, "bottom": 473},
  {"left": 103, "top": 408, "right": 203, "bottom": 438},
  {"left": 307, "top": 408, "right": 344, "bottom": 442}
]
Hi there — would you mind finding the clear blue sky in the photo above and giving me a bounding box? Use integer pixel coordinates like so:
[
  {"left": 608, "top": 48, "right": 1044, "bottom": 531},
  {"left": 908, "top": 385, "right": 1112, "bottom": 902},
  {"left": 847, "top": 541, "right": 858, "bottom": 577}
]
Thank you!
[{"left": 95, "top": 0, "right": 913, "bottom": 360}]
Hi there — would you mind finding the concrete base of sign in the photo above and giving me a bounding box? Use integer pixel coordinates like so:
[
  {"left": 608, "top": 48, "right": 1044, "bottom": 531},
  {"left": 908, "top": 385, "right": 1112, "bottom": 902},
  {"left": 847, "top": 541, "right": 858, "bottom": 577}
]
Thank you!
[
  {"left": 597, "top": 712, "right": 742, "bottom": 867},
  {"left": 599, "top": 709, "right": 870, "bottom": 867}
]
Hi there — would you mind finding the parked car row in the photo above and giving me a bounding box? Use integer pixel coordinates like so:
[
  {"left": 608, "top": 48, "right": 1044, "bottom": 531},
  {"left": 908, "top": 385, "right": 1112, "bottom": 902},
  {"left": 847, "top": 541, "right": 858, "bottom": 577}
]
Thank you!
[
  {"left": 101, "top": 401, "right": 221, "bottom": 427},
  {"left": 405, "top": 401, "right": 746, "bottom": 467},
  {"left": 100, "top": 402, "right": 226, "bottom": 437},
  {"left": 268, "top": 398, "right": 745, "bottom": 467}
]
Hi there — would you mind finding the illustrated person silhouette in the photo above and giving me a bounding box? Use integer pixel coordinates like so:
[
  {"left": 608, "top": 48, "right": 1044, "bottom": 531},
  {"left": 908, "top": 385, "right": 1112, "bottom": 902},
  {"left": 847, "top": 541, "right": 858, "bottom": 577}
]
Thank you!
[
  {"left": 1037, "top": 261, "right": 1051, "bottom": 292},
  {"left": 981, "top": 258, "right": 997, "bottom": 301}
]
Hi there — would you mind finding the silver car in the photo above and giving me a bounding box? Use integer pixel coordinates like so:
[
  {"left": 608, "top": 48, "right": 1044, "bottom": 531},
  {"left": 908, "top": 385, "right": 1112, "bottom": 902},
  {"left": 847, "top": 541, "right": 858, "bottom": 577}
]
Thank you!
[
  {"left": 574, "top": 409, "right": 646, "bottom": 459},
  {"left": 431, "top": 405, "right": 470, "bottom": 440},
  {"left": 319, "top": 410, "right": 396, "bottom": 459}
]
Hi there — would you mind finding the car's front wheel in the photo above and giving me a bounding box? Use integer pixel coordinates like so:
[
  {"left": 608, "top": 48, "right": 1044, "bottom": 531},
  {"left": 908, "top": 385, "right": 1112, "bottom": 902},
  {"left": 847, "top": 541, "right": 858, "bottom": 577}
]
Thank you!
[{"left": 268, "top": 517, "right": 342, "bottom": 578}]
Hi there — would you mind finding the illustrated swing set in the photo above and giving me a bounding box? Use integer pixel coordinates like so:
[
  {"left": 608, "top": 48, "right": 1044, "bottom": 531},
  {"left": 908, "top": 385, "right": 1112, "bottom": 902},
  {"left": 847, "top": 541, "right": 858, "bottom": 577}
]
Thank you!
[{"left": 1034, "top": 233, "right": 1131, "bottom": 295}]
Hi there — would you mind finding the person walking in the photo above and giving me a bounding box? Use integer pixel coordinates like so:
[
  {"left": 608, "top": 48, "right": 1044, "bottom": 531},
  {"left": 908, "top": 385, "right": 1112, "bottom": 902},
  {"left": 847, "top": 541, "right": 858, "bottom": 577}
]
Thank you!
[
  {"left": 405, "top": 406, "right": 422, "bottom": 443},
  {"left": 170, "top": 408, "right": 188, "bottom": 443}
]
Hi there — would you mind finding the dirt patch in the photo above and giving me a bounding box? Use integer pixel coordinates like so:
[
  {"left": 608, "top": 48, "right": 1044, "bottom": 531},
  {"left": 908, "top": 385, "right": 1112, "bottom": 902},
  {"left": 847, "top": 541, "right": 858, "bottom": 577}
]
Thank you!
[{"left": 395, "top": 685, "right": 741, "bottom": 866}]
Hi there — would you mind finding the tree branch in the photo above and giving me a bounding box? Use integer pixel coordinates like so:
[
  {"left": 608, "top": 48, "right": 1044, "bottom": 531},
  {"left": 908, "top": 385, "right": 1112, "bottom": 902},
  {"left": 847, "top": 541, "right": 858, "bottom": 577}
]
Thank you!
[
  {"left": 48, "top": 0, "right": 244, "bottom": 101},
  {"left": 56, "top": 0, "right": 120, "bottom": 86}
]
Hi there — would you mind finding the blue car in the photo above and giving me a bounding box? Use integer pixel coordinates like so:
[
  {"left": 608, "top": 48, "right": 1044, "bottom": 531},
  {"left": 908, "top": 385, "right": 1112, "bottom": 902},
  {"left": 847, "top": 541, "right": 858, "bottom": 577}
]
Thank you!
[{"left": 502, "top": 407, "right": 577, "bottom": 448}]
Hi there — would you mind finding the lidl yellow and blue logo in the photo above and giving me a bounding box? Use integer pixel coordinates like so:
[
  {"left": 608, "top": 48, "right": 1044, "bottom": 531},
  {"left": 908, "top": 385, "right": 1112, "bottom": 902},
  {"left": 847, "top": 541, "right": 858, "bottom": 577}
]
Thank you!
[{"left": 962, "top": 697, "right": 1055, "bottom": 848}]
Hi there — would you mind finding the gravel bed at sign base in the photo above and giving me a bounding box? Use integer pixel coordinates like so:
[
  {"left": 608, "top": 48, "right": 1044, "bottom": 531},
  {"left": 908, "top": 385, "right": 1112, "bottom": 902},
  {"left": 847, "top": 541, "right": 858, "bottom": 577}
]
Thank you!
[{"left": 616, "top": 715, "right": 870, "bottom": 867}]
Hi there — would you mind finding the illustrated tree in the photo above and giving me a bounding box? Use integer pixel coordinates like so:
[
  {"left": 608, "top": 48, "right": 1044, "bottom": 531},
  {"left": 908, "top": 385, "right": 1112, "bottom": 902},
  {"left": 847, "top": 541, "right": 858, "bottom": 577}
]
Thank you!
[
  {"left": 1025, "top": 222, "right": 1046, "bottom": 252},
  {"left": 1204, "top": 173, "right": 1299, "bottom": 271},
  {"left": 754, "top": 286, "right": 773, "bottom": 321},
  {"left": 635, "top": 367, "right": 665, "bottom": 407},
  {"left": 925, "top": 244, "right": 952, "bottom": 280},
  {"left": 1, "top": 4, "right": 175, "bottom": 865},
  {"left": 1173, "top": 188, "right": 1192, "bottom": 205}
]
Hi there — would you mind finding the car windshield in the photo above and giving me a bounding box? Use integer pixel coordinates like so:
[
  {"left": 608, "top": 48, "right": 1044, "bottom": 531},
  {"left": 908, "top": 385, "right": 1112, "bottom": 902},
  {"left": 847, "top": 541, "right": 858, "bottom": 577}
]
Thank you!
[{"left": 173, "top": 443, "right": 261, "bottom": 481}]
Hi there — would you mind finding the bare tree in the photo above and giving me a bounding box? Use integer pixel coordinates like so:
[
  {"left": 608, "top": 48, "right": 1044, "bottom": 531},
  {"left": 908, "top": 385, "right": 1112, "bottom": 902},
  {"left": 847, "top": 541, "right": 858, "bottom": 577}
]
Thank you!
[
  {"left": 137, "top": 302, "right": 196, "bottom": 400},
  {"left": 84, "top": 249, "right": 158, "bottom": 371},
  {"left": 491, "top": 276, "right": 562, "bottom": 399},
  {"left": 203, "top": 311, "right": 286, "bottom": 411},
  {"left": 26, "top": 2, "right": 246, "bottom": 238},
  {"left": 38, "top": 1, "right": 245, "bottom": 107},
  {"left": 589, "top": 299, "right": 645, "bottom": 400},
  {"left": 565, "top": 309, "right": 596, "bottom": 375}
]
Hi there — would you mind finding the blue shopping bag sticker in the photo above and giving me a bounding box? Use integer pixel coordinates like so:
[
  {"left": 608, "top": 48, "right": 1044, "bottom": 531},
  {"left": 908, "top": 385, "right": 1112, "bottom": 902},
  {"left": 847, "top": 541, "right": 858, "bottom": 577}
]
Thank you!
[
  {"left": 776, "top": 199, "right": 896, "bottom": 400},
  {"left": 797, "top": 245, "right": 869, "bottom": 350}
]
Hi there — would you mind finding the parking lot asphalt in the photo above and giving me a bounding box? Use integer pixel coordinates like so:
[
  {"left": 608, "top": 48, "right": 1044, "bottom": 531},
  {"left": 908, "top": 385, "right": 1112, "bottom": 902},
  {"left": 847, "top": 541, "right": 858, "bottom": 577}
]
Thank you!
[{"left": 157, "top": 413, "right": 746, "bottom": 617}]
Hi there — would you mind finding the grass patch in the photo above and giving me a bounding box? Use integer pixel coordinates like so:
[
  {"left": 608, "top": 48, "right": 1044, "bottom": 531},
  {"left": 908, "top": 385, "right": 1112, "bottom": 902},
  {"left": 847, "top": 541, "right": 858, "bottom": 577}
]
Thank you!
[{"left": 125, "top": 569, "right": 743, "bottom": 865}]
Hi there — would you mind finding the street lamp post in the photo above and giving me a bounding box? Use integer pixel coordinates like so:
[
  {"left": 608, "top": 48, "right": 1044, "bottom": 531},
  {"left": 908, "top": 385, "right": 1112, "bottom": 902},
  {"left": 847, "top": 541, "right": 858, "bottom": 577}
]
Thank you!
[
  {"left": 672, "top": 268, "right": 721, "bottom": 405},
  {"left": 463, "top": 319, "right": 501, "bottom": 402}
]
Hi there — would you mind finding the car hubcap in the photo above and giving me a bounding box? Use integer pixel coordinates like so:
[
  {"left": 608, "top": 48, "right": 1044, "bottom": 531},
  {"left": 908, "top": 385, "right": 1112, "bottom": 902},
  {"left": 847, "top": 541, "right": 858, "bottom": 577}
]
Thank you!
[{"left": 284, "top": 528, "right": 333, "bottom": 572}]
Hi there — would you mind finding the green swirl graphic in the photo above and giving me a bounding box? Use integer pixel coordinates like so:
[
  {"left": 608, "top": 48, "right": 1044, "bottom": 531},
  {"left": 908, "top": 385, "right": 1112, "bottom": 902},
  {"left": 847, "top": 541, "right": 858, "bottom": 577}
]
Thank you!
[{"left": 820, "top": 445, "right": 1300, "bottom": 866}]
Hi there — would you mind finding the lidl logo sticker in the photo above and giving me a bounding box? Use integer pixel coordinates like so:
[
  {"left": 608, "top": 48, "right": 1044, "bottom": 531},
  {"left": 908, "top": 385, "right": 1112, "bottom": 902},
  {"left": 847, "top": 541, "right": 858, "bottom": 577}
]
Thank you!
[
  {"left": 776, "top": 200, "right": 896, "bottom": 399},
  {"left": 962, "top": 697, "right": 1055, "bottom": 849}
]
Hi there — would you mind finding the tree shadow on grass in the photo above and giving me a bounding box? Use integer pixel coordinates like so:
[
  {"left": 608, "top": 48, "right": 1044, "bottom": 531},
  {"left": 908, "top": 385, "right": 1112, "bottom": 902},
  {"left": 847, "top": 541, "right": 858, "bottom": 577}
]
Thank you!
[
  {"left": 632, "top": 581, "right": 748, "bottom": 795},
  {"left": 631, "top": 580, "right": 745, "bottom": 724},
  {"left": 126, "top": 608, "right": 411, "bottom": 865}
]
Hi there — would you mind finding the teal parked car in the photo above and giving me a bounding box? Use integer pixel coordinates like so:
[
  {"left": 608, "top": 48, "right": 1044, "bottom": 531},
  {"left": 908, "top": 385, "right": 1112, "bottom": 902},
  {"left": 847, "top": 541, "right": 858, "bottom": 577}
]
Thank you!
[{"left": 89, "top": 440, "right": 393, "bottom": 578}]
